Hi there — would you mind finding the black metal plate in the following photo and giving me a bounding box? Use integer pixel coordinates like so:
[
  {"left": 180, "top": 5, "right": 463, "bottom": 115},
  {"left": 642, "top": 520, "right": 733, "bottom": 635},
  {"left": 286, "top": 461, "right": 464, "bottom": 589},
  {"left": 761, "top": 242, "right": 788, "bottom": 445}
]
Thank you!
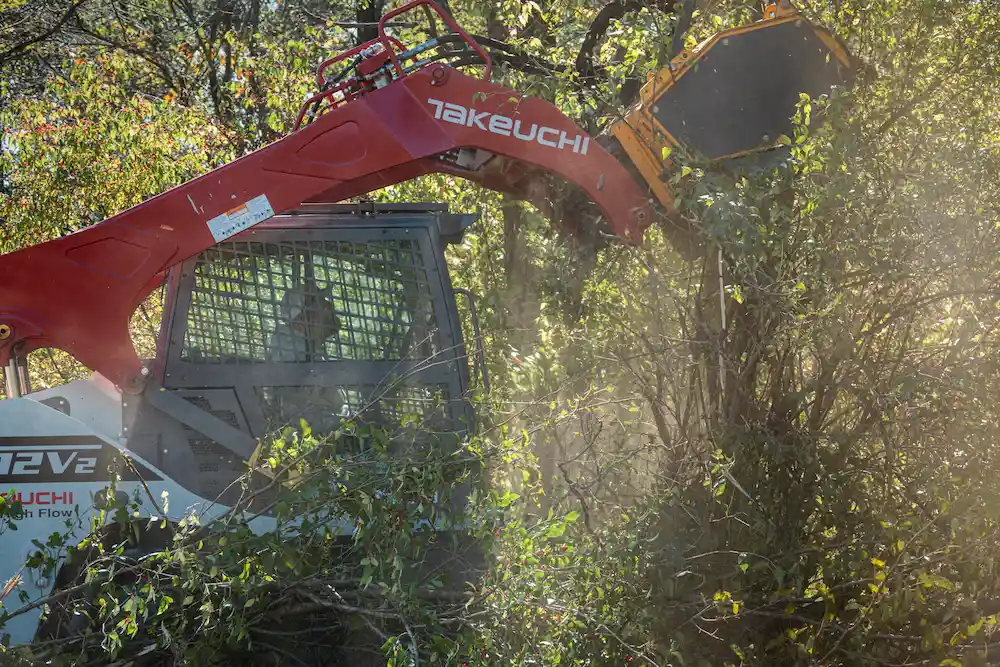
[{"left": 652, "top": 20, "right": 851, "bottom": 160}]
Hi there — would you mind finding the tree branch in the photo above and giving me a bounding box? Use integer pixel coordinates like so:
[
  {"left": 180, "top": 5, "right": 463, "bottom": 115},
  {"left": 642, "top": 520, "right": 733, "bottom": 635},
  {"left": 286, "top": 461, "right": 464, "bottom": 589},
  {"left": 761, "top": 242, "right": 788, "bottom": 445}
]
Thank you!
[{"left": 0, "top": 0, "right": 91, "bottom": 65}]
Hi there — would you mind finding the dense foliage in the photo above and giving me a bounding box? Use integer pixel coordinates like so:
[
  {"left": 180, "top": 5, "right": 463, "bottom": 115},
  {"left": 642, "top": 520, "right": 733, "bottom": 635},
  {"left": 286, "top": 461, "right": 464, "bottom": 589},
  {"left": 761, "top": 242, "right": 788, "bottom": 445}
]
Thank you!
[{"left": 5, "top": 0, "right": 1000, "bottom": 665}]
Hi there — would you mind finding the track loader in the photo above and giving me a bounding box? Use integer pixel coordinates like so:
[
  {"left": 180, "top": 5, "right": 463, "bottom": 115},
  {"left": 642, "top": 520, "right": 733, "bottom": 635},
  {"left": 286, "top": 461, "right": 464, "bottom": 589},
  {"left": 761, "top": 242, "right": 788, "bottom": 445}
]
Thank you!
[{"left": 0, "top": 0, "right": 851, "bottom": 645}]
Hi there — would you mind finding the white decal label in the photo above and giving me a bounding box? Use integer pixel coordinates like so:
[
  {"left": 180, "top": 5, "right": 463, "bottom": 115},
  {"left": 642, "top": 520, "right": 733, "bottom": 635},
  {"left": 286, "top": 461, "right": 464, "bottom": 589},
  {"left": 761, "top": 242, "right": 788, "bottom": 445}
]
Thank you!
[
  {"left": 427, "top": 98, "right": 590, "bottom": 155},
  {"left": 206, "top": 194, "right": 275, "bottom": 242}
]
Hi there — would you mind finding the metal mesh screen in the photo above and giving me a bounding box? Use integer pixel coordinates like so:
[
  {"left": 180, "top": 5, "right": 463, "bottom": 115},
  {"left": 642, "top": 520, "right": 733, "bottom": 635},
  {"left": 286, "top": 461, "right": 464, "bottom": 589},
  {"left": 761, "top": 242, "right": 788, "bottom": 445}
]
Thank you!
[
  {"left": 342, "top": 383, "right": 450, "bottom": 421},
  {"left": 256, "top": 383, "right": 452, "bottom": 430},
  {"left": 181, "top": 238, "right": 437, "bottom": 364}
]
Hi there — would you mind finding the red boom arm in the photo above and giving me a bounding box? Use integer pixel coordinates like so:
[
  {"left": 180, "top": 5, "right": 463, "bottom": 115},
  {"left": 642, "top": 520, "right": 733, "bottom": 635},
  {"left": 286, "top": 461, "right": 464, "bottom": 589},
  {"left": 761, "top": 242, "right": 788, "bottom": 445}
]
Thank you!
[{"left": 0, "top": 1, "right": 654, "bottom": 394}]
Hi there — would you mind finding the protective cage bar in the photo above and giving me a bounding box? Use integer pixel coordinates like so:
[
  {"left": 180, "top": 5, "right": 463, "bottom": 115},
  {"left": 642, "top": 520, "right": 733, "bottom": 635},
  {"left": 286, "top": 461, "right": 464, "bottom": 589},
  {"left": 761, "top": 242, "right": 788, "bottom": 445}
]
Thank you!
[{"left": 295, "top": 0, "right": 493, "bottom": 131}]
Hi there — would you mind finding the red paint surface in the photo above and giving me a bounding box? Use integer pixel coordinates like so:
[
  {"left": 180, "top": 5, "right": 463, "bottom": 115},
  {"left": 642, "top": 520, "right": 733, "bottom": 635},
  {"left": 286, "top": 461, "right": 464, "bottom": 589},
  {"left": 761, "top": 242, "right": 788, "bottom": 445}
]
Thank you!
[{"left": 0, "top": 42, "right": 653, "bottom": 395}]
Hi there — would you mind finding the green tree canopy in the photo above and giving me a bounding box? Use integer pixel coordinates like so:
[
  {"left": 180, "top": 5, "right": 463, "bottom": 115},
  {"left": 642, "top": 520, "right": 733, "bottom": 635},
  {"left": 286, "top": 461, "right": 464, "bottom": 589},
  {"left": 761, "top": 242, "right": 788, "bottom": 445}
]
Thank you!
[{"left": 4, "top": 0, "right": 1000, "bottom": 665}]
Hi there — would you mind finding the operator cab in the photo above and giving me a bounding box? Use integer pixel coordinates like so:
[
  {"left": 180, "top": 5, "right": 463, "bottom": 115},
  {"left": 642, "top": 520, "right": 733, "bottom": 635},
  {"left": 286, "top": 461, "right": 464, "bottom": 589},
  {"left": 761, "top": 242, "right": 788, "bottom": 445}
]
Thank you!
[{"left": 123, "top": 203, "right": 484, "bottom": 507}]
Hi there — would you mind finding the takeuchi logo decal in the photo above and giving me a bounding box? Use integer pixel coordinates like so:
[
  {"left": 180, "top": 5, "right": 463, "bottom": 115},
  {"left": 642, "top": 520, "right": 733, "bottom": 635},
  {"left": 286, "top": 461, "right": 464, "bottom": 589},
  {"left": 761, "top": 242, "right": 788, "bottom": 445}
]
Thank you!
[{"left": 427, "top": 98, "right": 591, "bottom": 155}]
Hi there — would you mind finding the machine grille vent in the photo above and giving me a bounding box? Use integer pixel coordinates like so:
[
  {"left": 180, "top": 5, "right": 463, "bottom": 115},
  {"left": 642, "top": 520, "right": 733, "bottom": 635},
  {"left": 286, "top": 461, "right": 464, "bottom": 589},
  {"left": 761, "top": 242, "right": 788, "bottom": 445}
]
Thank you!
[
  {"left": 180, "top": 239, "right": 437, "bottom": 364},
  {"left": 181, "top": 396, "right": 247, "bottom": 496}
]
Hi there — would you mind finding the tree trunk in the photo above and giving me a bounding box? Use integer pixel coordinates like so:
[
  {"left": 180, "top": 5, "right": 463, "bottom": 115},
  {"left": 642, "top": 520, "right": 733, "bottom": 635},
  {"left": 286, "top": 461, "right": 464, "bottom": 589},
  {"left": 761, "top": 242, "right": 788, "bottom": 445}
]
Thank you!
[{"left": 355, "top": 0, "right": 386, "bottom": 45}]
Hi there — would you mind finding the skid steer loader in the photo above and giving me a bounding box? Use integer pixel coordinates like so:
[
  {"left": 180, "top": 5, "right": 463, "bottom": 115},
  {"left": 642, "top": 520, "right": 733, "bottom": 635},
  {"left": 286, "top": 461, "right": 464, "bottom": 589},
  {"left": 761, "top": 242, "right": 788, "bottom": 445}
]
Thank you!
[{"left": 0, "top": 0, "right": 852, "bottom": 646}]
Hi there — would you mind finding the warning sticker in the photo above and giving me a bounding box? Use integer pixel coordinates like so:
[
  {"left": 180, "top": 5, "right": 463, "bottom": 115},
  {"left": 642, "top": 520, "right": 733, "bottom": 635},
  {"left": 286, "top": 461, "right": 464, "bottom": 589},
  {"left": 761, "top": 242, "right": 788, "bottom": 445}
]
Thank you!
[{"left": 206, "top": 194, "right": 276, "bottom": 242}]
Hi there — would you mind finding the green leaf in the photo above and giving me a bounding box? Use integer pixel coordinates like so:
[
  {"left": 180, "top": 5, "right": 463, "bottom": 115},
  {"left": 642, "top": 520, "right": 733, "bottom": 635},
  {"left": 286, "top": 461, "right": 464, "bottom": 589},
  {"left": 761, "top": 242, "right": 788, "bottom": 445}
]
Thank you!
[
  {"left": 918, "top": 572, "right": 954, "bottom": 590},
  {"left": 546, "top": 521, "right": 566, "bottom": 538}
]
